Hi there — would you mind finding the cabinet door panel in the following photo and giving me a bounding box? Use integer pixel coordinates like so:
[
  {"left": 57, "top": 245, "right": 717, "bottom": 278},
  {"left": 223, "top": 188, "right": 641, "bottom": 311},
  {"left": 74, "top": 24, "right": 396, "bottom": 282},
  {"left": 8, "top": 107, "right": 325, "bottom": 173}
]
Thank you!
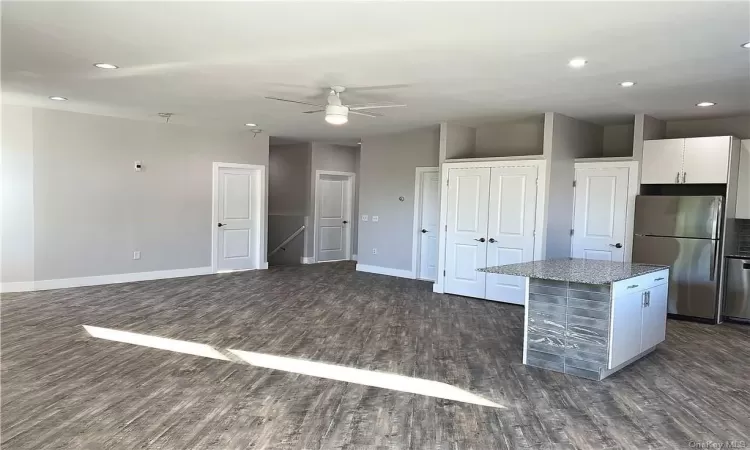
[
  {"left": 641, "top": 139, "right": 684, "bottom": 184},
  {"left": 641, "top": 283, "right": 668, "bottom": 351},
  {"left": 738, "top": 140, "right": 750, "bottom": 219},
  {"left": 683, "top": 137, "right": 731, "bottom": 184},
  {"left": 609, "top": 289, "right": 644, "bottom": 369}
]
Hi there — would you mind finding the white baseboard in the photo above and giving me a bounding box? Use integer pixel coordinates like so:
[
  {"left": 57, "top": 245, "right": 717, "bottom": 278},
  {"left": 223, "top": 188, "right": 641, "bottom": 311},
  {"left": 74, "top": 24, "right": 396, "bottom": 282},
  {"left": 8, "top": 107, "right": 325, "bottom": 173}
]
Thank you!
[
  {"left": 3, "top": 267, "right": 213, "bottom": 293},
  {"left": 300, "top": 257, "right": 315, "bottom": 264},
  {"left": 260, "top": 262, "right": 269, "bottom": 269},
  {"left": 351, "top": 254, "right": 358, "bottom": 262},
  {"left": 355, "top": 264, "right": 415, "bottom": 279},
  {"left": 0, "top": 281, "right": 36, "bottom": 293}
]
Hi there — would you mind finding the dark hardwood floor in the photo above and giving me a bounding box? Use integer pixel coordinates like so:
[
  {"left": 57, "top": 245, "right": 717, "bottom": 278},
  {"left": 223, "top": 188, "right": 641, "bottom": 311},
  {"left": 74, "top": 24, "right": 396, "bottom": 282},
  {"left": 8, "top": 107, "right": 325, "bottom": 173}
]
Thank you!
[{"left": 2, "top": 262, "right": 749, "bottom": 449}]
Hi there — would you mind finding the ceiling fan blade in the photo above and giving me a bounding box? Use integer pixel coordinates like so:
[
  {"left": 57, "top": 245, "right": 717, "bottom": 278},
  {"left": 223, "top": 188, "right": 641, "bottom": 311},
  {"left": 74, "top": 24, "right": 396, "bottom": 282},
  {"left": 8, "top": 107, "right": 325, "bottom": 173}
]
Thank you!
[
  {"left": 349, "top": 110, "right": 382, "bottom": 118},
  {"left": 302, "top": 110, "right": 325, "bottom": 114},
  {"left": 265, "top": 97, "right": 325, "bottom": 108},
  {"left": 349, "top": 104, "right": 407, "bottom": 110}
]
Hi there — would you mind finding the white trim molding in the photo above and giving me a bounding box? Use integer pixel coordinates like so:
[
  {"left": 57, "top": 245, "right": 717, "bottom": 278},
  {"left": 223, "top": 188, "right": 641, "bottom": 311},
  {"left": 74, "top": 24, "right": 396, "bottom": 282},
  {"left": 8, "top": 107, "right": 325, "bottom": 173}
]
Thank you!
[
  {"left": 300, "top": 256, "right": 315, "bottom": 264},
  {"left": 1, "top": 281, "right": 36, "bottom": 293},
  {"left": 351, "top": 254, "right": 358, "bottom": 262},
  {"left": 356, "top": 264, "right": 415, "bottom": 279},
  {"left": 211, "top": 162, "right": 267, "bottom": 274},
  {"left": 411, "top": 167, "right": 439, "bottom": 281},
  {"left": 2, "top": 267, "right": 213, "bottom": 293},
  {"left": 313, "top": 170, "right": 356, "bottom": 264}
]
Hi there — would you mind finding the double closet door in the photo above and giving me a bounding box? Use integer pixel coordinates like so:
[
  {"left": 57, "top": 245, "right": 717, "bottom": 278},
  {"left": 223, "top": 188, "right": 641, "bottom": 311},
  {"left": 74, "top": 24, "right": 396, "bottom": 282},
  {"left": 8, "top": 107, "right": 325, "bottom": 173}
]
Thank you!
[{"left": 444, "top": 165, "right": 538, "bottom": 305}]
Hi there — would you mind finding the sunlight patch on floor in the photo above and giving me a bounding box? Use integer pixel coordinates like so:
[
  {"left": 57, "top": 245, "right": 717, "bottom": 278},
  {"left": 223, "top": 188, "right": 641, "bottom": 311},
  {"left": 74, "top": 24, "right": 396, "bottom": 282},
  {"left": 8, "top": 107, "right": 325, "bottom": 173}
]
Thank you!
[{"left": 82, "top": 325, "right": 503, "bottom": 409}]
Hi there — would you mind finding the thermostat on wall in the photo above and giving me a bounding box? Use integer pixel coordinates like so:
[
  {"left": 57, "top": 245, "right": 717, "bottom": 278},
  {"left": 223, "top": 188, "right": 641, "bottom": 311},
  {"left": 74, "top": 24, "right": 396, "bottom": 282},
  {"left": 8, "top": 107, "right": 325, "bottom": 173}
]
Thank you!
[{"left": 134, "top": 161, "right": 142, "bottom": 172}]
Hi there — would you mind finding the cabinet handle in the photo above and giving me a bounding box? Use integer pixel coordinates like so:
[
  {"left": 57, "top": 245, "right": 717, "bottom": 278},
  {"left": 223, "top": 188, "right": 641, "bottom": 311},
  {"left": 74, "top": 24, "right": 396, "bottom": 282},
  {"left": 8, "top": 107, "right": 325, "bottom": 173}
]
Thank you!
[
  {"left": 675, "top": 172, "right": 680, "bottom": 183},
  {"left": 646, "top": 291, "right": 651, "bottom": 307},
  {"left": 642, "top": 292, "right": 647, "bottom": 307},
  {"left": 654, "top": 277, "right": 665, "bottom": 282},
  {"left": 627, "top": 284, "right": 639, "bottom": 289},
  {"left": 682, "top": 172, "right": 686, "bottom": 183}
]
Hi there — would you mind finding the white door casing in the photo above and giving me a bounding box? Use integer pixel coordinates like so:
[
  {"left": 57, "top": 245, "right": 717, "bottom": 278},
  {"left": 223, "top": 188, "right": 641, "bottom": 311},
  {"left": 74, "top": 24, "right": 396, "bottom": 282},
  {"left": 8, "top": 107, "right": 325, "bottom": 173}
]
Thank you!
[
  {"left": 444, "top": 168, "right": 490, "bottom": 298},
  {"left": 572, "top": 166, "right": 630, "bottom": 262},
  {"left": 414, "top": 168, "right": 440, "bottom": 281},
  {"left": 212, "top": 163, "right": 265, "bottom": 272},
  {"left": 315, "top": 171, "right": 354, "bottom": 262},
  {"left": 485, "top": 166, "right": 538, "bottom": 304}
]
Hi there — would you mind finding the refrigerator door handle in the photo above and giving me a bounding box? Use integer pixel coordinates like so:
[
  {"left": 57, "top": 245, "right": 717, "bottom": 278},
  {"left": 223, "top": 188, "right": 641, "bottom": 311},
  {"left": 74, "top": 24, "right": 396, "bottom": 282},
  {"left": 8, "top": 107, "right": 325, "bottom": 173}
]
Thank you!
[{"left": 709, "top": 240, "right": 719, "bottom": 281}]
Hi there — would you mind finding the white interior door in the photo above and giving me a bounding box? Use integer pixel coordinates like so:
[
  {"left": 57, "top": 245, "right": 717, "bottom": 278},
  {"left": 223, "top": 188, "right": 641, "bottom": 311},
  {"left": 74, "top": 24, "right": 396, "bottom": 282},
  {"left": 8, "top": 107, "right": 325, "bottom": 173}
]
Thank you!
[
  {"left": 216, "top": 168, "right": 256, "bottom": 271},
  {"left": 485, "top": 167, "right": 537, "bottom": 305},
  {"left": 445, "top": 168, "right": 490, "bottom": 298},
  {"left": 316, "top": 174, "right": 351, "bottom": 262},
  {"left": 417, "top": 170, "right": 440, "bottom": 281},
  {"left": 572, "top": 167, "right": 630, "bottom": 262}
]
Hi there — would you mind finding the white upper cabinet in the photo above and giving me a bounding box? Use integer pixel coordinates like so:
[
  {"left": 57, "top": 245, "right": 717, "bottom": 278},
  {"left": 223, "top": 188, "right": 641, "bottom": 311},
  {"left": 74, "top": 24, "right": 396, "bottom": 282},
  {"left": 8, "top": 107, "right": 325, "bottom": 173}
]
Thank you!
[
  {"left": 682, "top": 136, "right": 732, "bottom": 184},
  {"left": 641, "top": 136, "right": 733, "bottom": 185},
  {"left": 642, "top": 139, "right": 684, "bottom": 184}
]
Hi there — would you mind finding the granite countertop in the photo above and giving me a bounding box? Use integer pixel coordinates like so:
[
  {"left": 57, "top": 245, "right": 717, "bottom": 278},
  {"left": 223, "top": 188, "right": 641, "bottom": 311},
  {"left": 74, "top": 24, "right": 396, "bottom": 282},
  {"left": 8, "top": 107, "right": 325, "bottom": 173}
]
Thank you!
[{"left": 478, "top": 258, "right": 668, "bottom": 285}]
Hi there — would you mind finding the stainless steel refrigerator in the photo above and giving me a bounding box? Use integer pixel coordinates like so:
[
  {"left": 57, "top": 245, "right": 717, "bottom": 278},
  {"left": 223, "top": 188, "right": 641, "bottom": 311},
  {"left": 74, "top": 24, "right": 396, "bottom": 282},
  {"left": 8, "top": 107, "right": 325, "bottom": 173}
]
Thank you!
[{"left": 632, "top": 195, "right": 723, "bottom": 320}]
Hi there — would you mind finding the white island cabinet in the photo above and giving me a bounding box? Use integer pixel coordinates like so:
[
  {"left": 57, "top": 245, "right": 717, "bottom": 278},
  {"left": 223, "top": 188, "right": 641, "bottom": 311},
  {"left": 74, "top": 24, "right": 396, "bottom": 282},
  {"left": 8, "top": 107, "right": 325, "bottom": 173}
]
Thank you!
[{"left": 479, "top": 259, "right": 669, "bottom": 381}]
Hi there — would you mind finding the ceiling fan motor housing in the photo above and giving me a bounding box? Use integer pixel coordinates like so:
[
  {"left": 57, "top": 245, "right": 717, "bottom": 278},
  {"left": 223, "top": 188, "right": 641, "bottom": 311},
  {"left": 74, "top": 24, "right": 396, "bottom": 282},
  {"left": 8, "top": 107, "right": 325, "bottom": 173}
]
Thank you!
[{"left": 325, "top": 104, "right": 349, "bottom": 124}]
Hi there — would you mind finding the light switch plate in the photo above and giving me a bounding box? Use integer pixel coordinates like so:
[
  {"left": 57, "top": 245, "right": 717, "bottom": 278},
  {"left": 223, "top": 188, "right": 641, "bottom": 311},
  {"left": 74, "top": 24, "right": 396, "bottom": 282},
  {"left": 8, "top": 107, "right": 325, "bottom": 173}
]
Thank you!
[
  {"left": 133, "top": 250, "right": 141, "bottom": 260},
  {"left": 372, "top": 216, "right": 379, "bottom": 222},
  {"left": 361, "top": 215, "right": 368, "bottom": 221}
]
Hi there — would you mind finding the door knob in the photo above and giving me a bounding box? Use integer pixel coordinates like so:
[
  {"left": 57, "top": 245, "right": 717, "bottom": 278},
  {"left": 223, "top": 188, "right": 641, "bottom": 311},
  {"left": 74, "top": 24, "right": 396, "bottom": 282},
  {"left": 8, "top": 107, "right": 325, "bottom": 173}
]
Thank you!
[
  {"left": 217, "top": 223, "right": 225, "bottom": 227},
  {"left": 421, "top": 229, "right": 428, "bottom": 233},
  {"left": 609, "top": 243, "right": 623, "bottom": 249},
  {"left": 488, "top": 238, "right": 496, "bottom": 243},
  {"left": 474, "top": 237, "right": 486, "bottom": 243},
  {"left": 342, "top": 220, "right": 348, "bottom": 224}
]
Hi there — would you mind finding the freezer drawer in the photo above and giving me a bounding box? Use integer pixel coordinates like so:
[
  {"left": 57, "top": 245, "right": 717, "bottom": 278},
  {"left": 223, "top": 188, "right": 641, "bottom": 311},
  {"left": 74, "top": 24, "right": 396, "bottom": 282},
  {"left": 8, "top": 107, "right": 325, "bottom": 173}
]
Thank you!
[
  {"left": 633, "top": 235, "right": 719, "bottom": 319},
  {"left": 724, "top": 258, "right": 750, "bottom": 320}
]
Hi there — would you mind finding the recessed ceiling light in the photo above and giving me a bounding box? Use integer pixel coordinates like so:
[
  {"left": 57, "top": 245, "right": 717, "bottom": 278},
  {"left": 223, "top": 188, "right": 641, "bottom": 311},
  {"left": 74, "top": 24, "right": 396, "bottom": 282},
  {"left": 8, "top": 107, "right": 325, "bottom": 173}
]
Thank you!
[
  {"left": 244, "top": 123, "right": 257, "bottom": 127},
  {"left": 742, "top": 42, "right": 750, "bottom": 49},
  {"left": 568, "top": 58, "right": 587, "bottom": 68},
  {"left": 49, "top": 96, "right": 68, "bottom": 101},
  {"left": 93, "top": 63, "right": 118, "bottom": 69},
  {"left": 619, "top": 81, "right": 636, "bottom": 87},
  {"left": 696, "top": 102, "right": 716, "bottom": 107}
]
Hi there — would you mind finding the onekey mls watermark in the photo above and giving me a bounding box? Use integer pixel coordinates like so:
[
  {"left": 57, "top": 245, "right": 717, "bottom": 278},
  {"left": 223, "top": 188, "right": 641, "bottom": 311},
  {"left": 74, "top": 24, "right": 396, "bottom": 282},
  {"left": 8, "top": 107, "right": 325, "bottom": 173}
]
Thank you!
[{"left": 689, "top": 441, "right": 747, "bottom": 449}]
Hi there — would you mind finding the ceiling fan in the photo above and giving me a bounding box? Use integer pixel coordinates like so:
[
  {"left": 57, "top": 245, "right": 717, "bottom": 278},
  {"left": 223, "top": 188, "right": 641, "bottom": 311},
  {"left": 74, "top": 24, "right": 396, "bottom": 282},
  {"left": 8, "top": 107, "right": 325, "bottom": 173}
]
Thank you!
[{"left": 265, "top": 86, "right": 406, "bottom": 125}]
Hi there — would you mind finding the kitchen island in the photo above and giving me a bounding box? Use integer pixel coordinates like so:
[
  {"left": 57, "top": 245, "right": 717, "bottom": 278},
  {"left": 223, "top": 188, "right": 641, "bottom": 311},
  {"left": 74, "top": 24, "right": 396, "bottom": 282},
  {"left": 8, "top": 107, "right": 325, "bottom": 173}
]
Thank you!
[{"left": 480, "top": 259, "right": 670, "bottom": 380}]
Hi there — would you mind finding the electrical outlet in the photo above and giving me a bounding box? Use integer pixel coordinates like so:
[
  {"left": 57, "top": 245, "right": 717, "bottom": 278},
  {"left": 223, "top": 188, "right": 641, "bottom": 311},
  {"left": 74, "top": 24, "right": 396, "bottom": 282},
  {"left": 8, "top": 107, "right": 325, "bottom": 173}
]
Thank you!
[
  {"left": 361, "top": 214, "right": 368, "bottom": 221},
  {"left": 372, "top": 215, "right": 379, "bottom": 222},
  {"left": 133, "top": 250, "right": 141, "bottom": 260},
  {"left": 372, "top": 248, "right": 378, "bottom": 255}
]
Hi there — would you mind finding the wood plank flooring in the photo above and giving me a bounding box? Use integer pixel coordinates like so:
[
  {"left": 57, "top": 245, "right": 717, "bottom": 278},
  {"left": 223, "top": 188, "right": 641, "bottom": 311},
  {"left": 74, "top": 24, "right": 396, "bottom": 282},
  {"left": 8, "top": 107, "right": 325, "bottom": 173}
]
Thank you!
[{"left": 2, "top": 262, "right": 749, "bottom": 449}]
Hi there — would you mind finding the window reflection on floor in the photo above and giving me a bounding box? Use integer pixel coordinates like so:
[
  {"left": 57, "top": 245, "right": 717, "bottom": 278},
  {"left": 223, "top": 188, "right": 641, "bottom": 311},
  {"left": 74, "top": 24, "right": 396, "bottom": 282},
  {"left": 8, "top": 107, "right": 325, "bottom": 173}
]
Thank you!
[{"left": 83, "top": 325, "right": 502, "bottom": 409}]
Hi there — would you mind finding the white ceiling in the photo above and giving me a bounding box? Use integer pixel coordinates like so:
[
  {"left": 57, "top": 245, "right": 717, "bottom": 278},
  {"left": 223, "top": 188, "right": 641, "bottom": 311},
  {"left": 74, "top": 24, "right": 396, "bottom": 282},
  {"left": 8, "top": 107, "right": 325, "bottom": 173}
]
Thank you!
[{"left": 3, "top": 1, "right": 749, "bottom": 141}]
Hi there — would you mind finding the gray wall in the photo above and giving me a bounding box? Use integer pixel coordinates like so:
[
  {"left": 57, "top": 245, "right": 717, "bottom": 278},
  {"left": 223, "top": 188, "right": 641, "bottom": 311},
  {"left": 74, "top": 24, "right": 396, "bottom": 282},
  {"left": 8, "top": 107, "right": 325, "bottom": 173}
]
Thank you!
[
  {"left": 2, "top": 106, "right": 269, "bottom": 282},
  {"left": 442, "top": 123, "right": 476, "bottom": 160},
  {"left": 602, "top": 124, "right": 635, "bottom": 157},
  {"left": 665, "top": 115, "right": 750, "bottom": 139},
  {"left": 543, "top": 113, "right": 602, "bottom": 259},
  {"left": 1, "top": 105, "right": 35, "bottom": 284},
  {"left": 358, "top": 126, "right": 440, "bottom": 270},
  {"left": 474, "top": 116, "right": 545, "bottom": 157},
  {"left": 307, "top": 143, "right": 359, "bottom": 259},
  {"left": 268, "top": 143, "right": 311, "bottom": 215}
]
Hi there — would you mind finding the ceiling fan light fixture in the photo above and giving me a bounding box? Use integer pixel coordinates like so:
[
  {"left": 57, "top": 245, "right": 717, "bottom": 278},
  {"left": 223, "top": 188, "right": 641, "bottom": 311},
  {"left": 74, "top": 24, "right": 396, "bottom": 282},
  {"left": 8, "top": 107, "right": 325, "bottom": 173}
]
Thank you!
[{"left": 325, "top": 104, "right": 349, "bottom": 125}]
